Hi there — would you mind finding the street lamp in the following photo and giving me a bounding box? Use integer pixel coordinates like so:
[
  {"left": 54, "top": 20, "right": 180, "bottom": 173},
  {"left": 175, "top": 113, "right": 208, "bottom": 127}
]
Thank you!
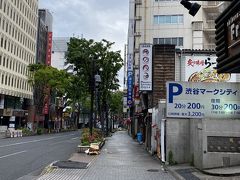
[
  {"left": 89, "top": 58, "right": 101, "bottom": 136},
  {"left": 180, "top": 0, "right": 201, "bottom": 17}
]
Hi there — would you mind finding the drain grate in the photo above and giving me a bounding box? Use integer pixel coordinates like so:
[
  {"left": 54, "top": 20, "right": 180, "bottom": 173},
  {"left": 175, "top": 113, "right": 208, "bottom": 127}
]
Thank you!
[
  {"left": 53, "top": 160, "right": 88, "bottom": 169},
  {"left": 147, "top": 169, "right": 159, "bottom": 172},
  {"left": 176, "top": 168, "right": 200, "bottom": 180}
]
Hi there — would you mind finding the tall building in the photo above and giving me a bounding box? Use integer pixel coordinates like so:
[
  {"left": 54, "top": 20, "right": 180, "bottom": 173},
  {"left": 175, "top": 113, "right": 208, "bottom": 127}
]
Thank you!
[
  {"left": 0, "top": 0, "right": 38, "bottom": 128},
  {"left": 125, "top": 0, "right": 231, "bottom": 112},
  {"left": 33, "top": 9, "right": 53, "bottom": 129},
  {"left": 36, "top": 9, "right": 52, "bottom": 65}
]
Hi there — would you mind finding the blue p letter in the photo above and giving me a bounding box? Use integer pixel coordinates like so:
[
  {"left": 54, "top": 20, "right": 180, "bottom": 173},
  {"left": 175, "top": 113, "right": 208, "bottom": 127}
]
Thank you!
[{"left": 168, "top": 83, "right": 183, "bottom": 103}]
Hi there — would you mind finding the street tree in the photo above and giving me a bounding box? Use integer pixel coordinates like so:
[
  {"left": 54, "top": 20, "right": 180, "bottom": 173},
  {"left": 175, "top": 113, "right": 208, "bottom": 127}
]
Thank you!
[
  {"left": 28, "top": 64, "right": 71, "bottom": 128},
  {"left": 109, "top": 91, "right": 124, "bottom": 130},
  {"left": 66, "top": 37, "right": 123, "bottom": 134}
]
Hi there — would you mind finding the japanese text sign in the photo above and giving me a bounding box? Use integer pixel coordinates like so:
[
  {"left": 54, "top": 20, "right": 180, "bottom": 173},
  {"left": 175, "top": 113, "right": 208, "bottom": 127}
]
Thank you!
[
  {"left": 166, "top": 81, "right": 240, "bottom": 119},
  {"left": 139, "top": 44, "right": 152, "bottom": 91}
]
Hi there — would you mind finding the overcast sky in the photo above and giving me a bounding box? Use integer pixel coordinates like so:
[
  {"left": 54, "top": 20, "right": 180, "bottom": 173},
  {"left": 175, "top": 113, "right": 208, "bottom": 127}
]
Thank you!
[{"left": 39, "top": 0, "right": 129, "bottom": 89}]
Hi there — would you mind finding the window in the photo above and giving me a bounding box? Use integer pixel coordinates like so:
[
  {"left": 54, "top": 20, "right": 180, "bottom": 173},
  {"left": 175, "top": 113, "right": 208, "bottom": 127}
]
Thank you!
[
  {"left": 153, "top": 37, "right": 184, "bottom": 46},
  {"left": 153, "top": 15, "right": 183, "bottom": 24}
]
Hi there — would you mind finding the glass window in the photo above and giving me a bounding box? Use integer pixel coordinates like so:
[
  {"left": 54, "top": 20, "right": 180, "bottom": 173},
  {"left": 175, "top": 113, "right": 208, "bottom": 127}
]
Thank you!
[
  {"left": 178, "top": 15, "right": 183, "bottom": 24},
  {"left": 165, "top": 16, "right": 171, "bottom": 23},
  {"left": 153, "top": 16, "right": 158, "bottom": 24},
  {"left": 171, "top": 15, "right": 178, "bottom": 23},
  {"left": 153, "top": 38, "right": 158, "bottom": 44},
  {"left": 178, "top": 37, "right": 183, "bottom": 46},
  {"left": 165, "top": 38, "right": 171, "bottom": 44},
  {"left": 159, "top": 38, "right": 164, "bottom": 44},
  {"left": 159, "top": 16, "right": 165, "bottom": 24},
  {"left": 153, "top": 15, "right": 183, "bottom": 24},
  {"left": 172, "top": 38, "right": 177, "bottom": 45}
]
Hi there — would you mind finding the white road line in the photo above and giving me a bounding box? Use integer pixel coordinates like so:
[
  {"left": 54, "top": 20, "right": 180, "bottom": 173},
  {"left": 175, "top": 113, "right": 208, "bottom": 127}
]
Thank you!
[
  {"left": 0, "top": 150, "right": 26, "bottom": 159},
  {"left": 71, "top": 137, "right": 78, "bottom": 140},
  {"left": 50, "top": 137, "right": 79, "bottom": 146},
  {"left": 0, "top": 134, "right": 78, "bottom": 148}
]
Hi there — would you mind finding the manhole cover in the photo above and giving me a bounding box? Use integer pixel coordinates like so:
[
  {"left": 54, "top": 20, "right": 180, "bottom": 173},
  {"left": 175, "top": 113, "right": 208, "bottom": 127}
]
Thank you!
[
  {"left": 53, "top": 161, "right": 88, "bottom": 169},
  {"left": 147, "top": 169, "right": 159, "bottom": 172}
]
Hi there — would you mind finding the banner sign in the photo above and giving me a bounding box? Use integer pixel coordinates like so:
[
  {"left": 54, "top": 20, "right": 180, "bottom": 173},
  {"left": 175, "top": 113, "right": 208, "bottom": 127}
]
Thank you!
[
  {"left": 46, "top": 32, "right": 53, "bottom": 65},
  {"left": 127, "top": 71, "right": 133, "bottom": 106},
  {"left": 185, "top": 56, "right": 236, "bottom": 82},
  {"left": 139, "top": 44, "right": 152, "bottom": 91},
  {"left": 127, "top": 54, "right": 133, "bottom": 71},
  {"left": 166, "top": 81, "right": 240, "bottom": 119}
]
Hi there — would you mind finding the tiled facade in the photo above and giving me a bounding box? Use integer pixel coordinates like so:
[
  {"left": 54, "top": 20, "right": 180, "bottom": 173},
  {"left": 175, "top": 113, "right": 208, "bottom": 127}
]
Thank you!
[{"left": 0, "top": 0, "right": 38, "bottom": 99}]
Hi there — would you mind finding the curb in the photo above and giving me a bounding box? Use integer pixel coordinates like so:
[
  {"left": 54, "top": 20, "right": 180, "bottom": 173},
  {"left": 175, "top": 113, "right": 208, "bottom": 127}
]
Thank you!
[
  {"left": 40, "top": 161, "right": 58, "bottom": 176},
  {"left": 200, "top": 169, "right": 240, "bottom": 177}
]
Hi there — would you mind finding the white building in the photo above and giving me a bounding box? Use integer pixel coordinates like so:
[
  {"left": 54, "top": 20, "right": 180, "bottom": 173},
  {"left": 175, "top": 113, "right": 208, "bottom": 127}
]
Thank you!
[
  {"left": 0, "top": 0, "right": 38, "bottom": 99},
  {"left": 0, "top": 0, "right": 38, "bottom": 128},
  {"left": 52, "top": 37, "right": 74, "bottom": 74},
  {"left": 129, "top": 0, "right": 230, "bottom": 68}
]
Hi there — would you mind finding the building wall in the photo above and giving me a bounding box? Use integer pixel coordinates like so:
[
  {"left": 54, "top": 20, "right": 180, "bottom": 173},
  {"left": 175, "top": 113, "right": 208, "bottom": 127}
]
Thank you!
[
  {"left": 165, "top": 117, "right": 240, "bottom": 169},
  {"left": 51, "top": 37, "right": 71, "bottom": 71},
  {"left": 166, "top": 118, "right": 191, "bottom": 163},
  {"left": 0, "top": 0, "right": 38, "bottom": 99},
  {"left": 201, "top": 119, "right": 240, "bottom": 169}
]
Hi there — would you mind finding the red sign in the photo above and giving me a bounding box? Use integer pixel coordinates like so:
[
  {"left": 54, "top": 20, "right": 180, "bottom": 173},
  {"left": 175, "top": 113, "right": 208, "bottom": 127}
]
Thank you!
[{"left": 46, "top": 32, "right": 53, "bottom": 65}]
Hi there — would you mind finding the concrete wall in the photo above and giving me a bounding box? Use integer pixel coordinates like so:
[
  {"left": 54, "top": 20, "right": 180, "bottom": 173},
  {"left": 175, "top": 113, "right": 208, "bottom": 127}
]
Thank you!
[
  {"left": 165, "top": 118, "right": 240, "bottom": 170},
  {"left": 166, "top": 118, "right": 190, "bottom": 163},
  {"left": 201, "top": 119, "right": 240, "bottom": 169},
  {"left": 189, "top": 119, "right": 203, "bottom": 169}
]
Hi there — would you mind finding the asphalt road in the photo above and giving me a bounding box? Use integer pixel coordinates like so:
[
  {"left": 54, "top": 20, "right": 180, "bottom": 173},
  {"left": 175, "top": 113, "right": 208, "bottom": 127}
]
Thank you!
[{"left": 0, "top": 130, "right": 81, "bottom": 180}]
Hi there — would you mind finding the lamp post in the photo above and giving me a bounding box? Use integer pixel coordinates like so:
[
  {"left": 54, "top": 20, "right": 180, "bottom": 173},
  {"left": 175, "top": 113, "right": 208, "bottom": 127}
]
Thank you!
[
  {"left": 89, "top": 58, "right": 101, "bottom": 136},
  {"left": 89, "top": 59, "right": 95, "bottom": 136}
]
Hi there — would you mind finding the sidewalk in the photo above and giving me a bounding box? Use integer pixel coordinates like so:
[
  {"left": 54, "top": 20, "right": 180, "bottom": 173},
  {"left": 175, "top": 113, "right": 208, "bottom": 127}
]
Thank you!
[
  {"left": 168, "top": 163, "right": 240, "bottom": 180},
  {"left": 37, "top": 130, "right": 175, "bottom": 180}
]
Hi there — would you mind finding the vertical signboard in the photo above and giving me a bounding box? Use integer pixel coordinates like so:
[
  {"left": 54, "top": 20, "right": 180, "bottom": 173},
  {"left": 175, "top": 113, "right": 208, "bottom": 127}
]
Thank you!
[
  {"left": 46, "top": 32, "right": 53, "bottom": 65},
  {"left": 185, "top": 56, "right": 236, "bottom": 82},
  {"left": 139, "top": 44, "right": 152, "bottom": 91},
  {"left": 127, "top": 54, "right": 133, "bottom": 107}
]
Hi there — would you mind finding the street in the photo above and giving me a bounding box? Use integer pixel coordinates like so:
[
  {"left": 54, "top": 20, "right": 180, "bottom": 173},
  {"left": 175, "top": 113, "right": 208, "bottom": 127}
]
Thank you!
[{"left": 0, "top": 131, "right": 80, "bottom": 180}]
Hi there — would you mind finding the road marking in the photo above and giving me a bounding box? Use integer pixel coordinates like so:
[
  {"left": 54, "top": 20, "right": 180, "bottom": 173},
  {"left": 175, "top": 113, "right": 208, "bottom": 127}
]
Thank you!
[
  {"left": 0, "top": 133, "right": 78, "bottom": 148},
  {"left": 0, "top": 150, "right": 26, "bottom": 159},
  {"left": 71, "top": 137, "right": 78, "bottom": 140},
  {"left": 50, "top": 137, "right": 79, "bottom": 146}
]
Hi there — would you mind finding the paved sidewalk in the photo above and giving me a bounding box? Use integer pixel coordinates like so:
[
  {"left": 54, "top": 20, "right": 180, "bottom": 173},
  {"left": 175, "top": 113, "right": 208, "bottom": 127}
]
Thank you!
[
  {"left": 38, "top": 131, "right": 176, "bottom": 180},
  {"left": 168, "top": 162, "right": 240, "bottom": 180}
]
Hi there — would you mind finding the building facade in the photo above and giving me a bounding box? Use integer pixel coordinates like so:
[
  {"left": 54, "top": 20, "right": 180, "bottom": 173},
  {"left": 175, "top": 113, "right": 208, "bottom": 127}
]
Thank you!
[
  {"left": 51, "top": 37, "right": 74, "bottom": 73},
  {"left": 126, "top": 1, "right": 240, "bottom": 169},
  {"left": 0, "top": 0, "right": 38, "bottom": 128}
]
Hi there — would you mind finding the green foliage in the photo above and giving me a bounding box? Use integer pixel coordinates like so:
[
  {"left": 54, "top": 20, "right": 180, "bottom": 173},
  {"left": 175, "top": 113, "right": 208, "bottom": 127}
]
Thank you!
[
  {"left": 36, "top": 128, "right": 44, "bottom": 135},
  {"left": 80, "top": 128, "right": 104, "bottom": 146},
  {"left": 66, "top": 38, "right": 123, "bottom": 113},
  {"left": 18, "top": 128, "right": 33, "bottom": 136},
  {"left": 28, "top": 64, "right": 71, "bottom": 97},
  {"left": 109, "top": 91, "right": 123, "bottom": 114}
]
